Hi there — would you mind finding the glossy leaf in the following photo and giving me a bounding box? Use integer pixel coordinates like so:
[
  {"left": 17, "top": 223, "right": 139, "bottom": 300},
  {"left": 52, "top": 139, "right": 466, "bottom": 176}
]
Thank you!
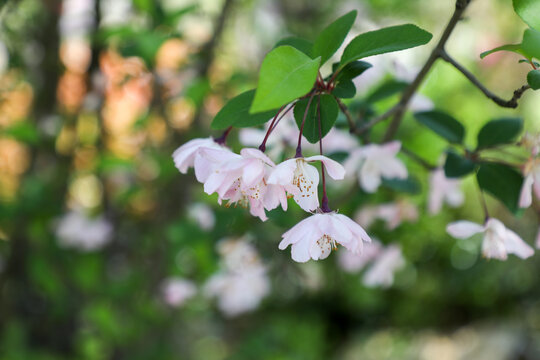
[
  {"left": 333, "top": 60, "right": 372, "bottom": 82},
  {"left": 333, "top": 79, "right": 356, "bottom": 99},
  {"left": 477, "top": 163, "right": 523, "bottom": 213},
  {"left": 414, "top": 110, "right": 465, "bottom": 144},
  {"left": 251, "top": 46, "right": 320, "bottom": 113},
  {"left": 480, "top": 44, "right": 523, "bottom": 59},
  {"left": 444, "top": 151, "right": 476, "bottom": 178},
  {"left": 274, "top": 37, "right": 313, "bottom": 57},
  {"left": 476, "top": 118, "right": 523, "bottom": 149},
  {"left": 340, "top": 24, "right": 432, "bottom": 67},
  {"left": 513, "top": 0, "right": 540, "bottom": 30},
  {"left": 522, "top": 28, "right": 540, "bottom": 60},
  {"left": 293, "top": 94, "right": 339, "bottom": 143},
  {"left": 313, "top": 10, "right": 357, "bottom": 65},
  {"left": 527, "top": 69, "right": 540, "bottom": 89},
  {"left": 211, "top": 90, "right": 277, "bottom": 129}
]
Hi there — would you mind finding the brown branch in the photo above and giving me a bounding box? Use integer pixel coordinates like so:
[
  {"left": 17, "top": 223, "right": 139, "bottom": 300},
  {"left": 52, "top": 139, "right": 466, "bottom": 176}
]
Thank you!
[
  {"left": 439, "top": 50, "right": 531, "bottom": 108},
  {"left": 382, "top": 0, "right": 472, "bottom": 141}
]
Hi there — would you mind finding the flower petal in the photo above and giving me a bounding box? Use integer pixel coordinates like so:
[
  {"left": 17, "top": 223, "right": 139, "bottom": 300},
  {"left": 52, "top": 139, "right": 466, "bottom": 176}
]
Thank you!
[
  {"left": 519, "top": 174, "right": 534, "bottom": 208},
  {"left": 304, "top": 155, "right": 345, "bottom": 180},
  {"left": 267, "top": 159, "right": 297, "bottom": 185},
  {"left": 504, "top": 229, "right": 534, "bottom": 259},
  {"left": 446, "top": 221, "right": 485, "bottom": 239}
]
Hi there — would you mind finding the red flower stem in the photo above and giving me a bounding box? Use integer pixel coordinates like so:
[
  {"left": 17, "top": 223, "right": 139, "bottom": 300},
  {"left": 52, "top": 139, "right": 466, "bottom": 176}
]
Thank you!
[
  {"left": 214, "top": 126, "right": 232, "bottom": 145},
  {"left": 259, "top": 105, "right": 285, "bottom": 152},
  {"left": 316, "top": 95, "right": 331, "bottom": 213},
  {"left": 295, "top": 94, "right": 315, "bottom": 158}
]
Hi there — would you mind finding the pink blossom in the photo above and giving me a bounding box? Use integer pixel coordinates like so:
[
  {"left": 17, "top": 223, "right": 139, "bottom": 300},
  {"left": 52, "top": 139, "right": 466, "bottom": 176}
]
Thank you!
[
  {"left": 160, "top": 277, "right": 197, "bottom": 307},
  {"left": 55, "top": 210, "right": 113, "bottom": 251},
  {"left": 344, "top": 141, "right": 407, "bottom": 193},
  {"left": 267, "top": 155, "right": 345, "bottom": 212},
  {"left": 204, "top": 238, "right": 270, "bottom": 317},
  {"left": 520, "top": 132, "right": 540, "bottom": 156},
  {"left": 279, "top": 212, "right": 372, "bottom": 263},
  {"left": 519, "top": 158, "right": 540, "bottom": 208},
  {"left": 428, "top": 168, "right": 464, "bottom": 215},
  {"left": 536, "top": 227, "right": 540, "bottom": 249},
  {"left": 447, "top": 218, "right": 534, "bottom": 260},
  {"left": 187, "top": 202, "right": 216, "bottom": 231},
  {"left": 362, "top": 245, "right": 405, "bottom": 288},
  {"left": 172, "top": 137, "right": 225, "bottom": 174},
  {"left": 355, "top": 200, "right": 418, "bottom": 231},
  {"left": 199, "top": 148, "right": 287, "bottom": 221},
  {"left": 338, "top": 240, "right": 382, "bottom": 273}
]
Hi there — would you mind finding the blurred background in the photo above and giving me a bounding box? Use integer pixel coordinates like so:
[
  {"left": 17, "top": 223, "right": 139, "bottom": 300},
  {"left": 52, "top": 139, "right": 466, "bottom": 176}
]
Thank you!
[{"left": 1, "top": 0, "right": 540, "bottom": 359}]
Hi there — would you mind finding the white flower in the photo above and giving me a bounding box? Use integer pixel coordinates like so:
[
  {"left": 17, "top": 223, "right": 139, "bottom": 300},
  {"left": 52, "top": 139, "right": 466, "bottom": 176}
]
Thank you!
[
  {"left": 199, "top": 148, "right": 287, "bottom": 221},
  {"left": 338, "top": 240, "right": 382, "bottom": 273},
  {"left": 519, "top": 158, "right": 540, "bottom": 208},
  {"left": 160, "top": 277, "right": 197, "bottom": 307},
  {"left": 355, "top": 200, "right": 418, "bottom": 231},
  {"left": 55, "top": 210, "right": 113, "bottom": 251},
  {"left": 520, "top": 132, "right": 540, "bottom": 156},
  {"left": 187, "top": 202, "right": 215, "bottom": 231},
  {"left": 204, "top": 238, "right": 270, "bottom": 317},
  {"left": 267, "top": 155, "right": 345, "bottom": 212},
  {"left": 362, "top": 245, "right": 405, "bottom": 288},
  {"left": 428, "top": 168, "right": 464, "bottom": 215},
  {"left": 172, "top": 137, "right": 227, "bottom": 177},
  {"left": 279, "top": 212, "right": 372, "bottom": 263},
  {"left": 345, "top": 141, "right": 407, "bottom": 193},
  {"left": 447, "top": 218, "right": 534, "bottom": 260}
]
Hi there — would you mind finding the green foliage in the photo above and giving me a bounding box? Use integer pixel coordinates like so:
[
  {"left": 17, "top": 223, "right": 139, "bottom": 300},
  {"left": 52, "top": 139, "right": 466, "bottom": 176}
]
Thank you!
[
  {"left": 366, "top": 79, "right": 409, "bottom": 103},
  {"left": 1, "top": 122, "right": 39, "bottom": 144},
  {"left": 293, "top": 94, "right": 338, "bottom": 143},
  {"left": 340, "top": 24, "right": 432, "bottom": 67},
  {"left": 513, "top": 0, "right": 540, "bottom": 30},
  {"left": 527, "top": 69, "right": 540, "bottom": 89},
  {"left": 480, "top": 44, "right": 524, "bottom": 59},
  {"left": 312, "top": 10, "right": 357, "bottom": 65},
  {"left": 211, "top": 90, "right": 277, "bottom": 129},
  {"left": 333, "top": 60, "right": 372, "bottom": 82},
  {"left": 477, "top": 163, "right": 523, "bottom": 213},
  {"left": 444, "top": 151, "right": 476, "bottom": 178},
  {"left": 476, "top": 118, "right": 523, "bottom": 149},
  {"left": 273, "top": 37, "right": 314, "bottom": 57},
  {"left": 332, "top": 79, "right": 356, "bottom": 98},
  {"left": 522, "top": 28, "right": 540, "bottom": 60},
  {"left": 382, "top": 176, "right": 421, "bottom": 194},
  {"left": 251, "top": 46, "right": 321, "bottom": 113},
  {"left": 413, "top": 110, "right": 465, "bottom": 144}
]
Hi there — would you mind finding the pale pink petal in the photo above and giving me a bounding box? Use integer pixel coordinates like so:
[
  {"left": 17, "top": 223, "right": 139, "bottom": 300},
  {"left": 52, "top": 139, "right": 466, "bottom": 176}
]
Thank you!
[
  {"left": 293, "top": 161, "right": 320, "bottom": 212},
  {"left": 482, "top": 231, "right": 507, "bottom": 260},
  {"left": 242, "top": 161, "right": 265, "bottom": 188},
  {"left": 536, "top": 227, "right": 540, "bottom": 249},
  {"left": 446, "top": 221, "right": 485, "bottom": 239},
  {"left": 359, "top": 164, "right": 381, "bottom": 193},
  {"left": 519, "top": 174, "right": 534, "bottom": 208},
  {"left": 504, "top": 229, "right": 534, "bottom": 259},
  {"left": 267, "top": 159, "right": 297, "bottom": 185},
  {"left": 381, "top": 141, "right": 401, "bottom": 156},
  {"left": 380, "top": 157, "right": 408, "bottom": 179},
  {"left": 304, "top": 155, "right": 346, "bottom": 180},
  {"left": 240, "top": 148, "right": 275, "bottom": 166}
]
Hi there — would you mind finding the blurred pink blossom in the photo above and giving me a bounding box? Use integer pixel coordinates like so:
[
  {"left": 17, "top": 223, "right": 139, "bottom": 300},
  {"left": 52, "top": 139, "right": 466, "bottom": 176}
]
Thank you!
[
  {"left": 363, "top": 245, "right": 405, "bottom": 288},
  {"left": 428, "top": 168, "right": 464, "bottom": 215},
  {"left": 55, "top": 210, "right": 112, "bottom": 251},
  {"left": 160, "top": 277, "right": 197, "bottom": 307},
  {"left": 447, "top": 218, "right": 534, "bottom": 260},
  {"left": 519, "top": 158, "right": 540, "bottom": 208},
  {"left": 355, "top": 200, "right": 419, "bottom": 231},
  {"left": 187, "top": 203, "right": 216, "bottom": 231}
]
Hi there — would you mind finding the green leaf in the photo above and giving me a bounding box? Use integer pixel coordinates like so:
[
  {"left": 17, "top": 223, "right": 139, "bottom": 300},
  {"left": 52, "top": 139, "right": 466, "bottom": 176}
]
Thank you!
[
  {"left": 513, "top": 0, "right": 540, "bottom": 30},
  {"left": 274, "top": 37, "right": 313, "bottom": 57},
  {"left": 476, "top": 117, "right": 523, "bottom": 149},
  {"left": 444, "top": 151, "right": 476, "bottom": 178},
  {"left": 333, "top": 60, "right": 372, "bottom": 82},
  {"left": 293, "top": 94, "right": 338, "bottom": 143},
  {"left": 477, "top": 163, "right": 523, "bottom": 213},
  {"left": 414, "top": 110, "right": 465, "bottom": 144},
  {"left": 2, "top": 122, "right": 39, "bottom": 144},
  {"left": 519, "top": 59, "right": 540, "bottom": 66},
  {"left": 340, "top": 24, "right": 432, "bottom": 67},
  {"left": 382, "top": 176, "right": 421, "bottom": 194},
  {"left": 185, "top": 78, "right": 210, "bottom": 107},
  {"left": 522, "top": 28, "right": 540, "bottom": 60},
  {"left": 480, "top": 44, "right": 524, "bottom": 59},
  {"left": 313, "top": 10, "right": 357, "bottom": 65},
  {"left": 333, "top": 79, "right": 356, "bottom": 98},
  {"left": 527, "top": 69, "right": 540, "bottom": 89},
  {"left": 211, "top": 90, "right": 278, "bottom": 129},
  {"left": 251, "top": 46, "right": 321, "bottom": 113},
  {"left": 366, "top": 80, "right": 409, "bottom": 103}
]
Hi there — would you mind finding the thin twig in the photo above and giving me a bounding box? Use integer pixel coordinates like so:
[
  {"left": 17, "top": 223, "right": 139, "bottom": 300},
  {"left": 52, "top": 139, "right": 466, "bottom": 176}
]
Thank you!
[
  {"left": 439, "top": 50, "right": 531, "bottom": 108},
  {"left": 382, "top": 0, "right": 472, "bottom": 141}
]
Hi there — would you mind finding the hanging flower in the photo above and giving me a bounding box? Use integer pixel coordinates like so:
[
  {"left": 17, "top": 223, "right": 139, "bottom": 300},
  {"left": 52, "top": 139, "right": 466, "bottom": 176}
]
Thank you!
[
  {"left": 447, "top": 218, "right": 534, "bottom": 260},
  {"left": 267, "top": 155, "right": 345, "bottom": 212},
  {"left": 362, "top": 245, "right": 405, "bottom": 288},
  {"left": 160, "top": 277, "right": 197, "bottom": 307},
  {"left": 345, "top": 141, "right": 407, "bottom": 193},
  {"left": 519, "top": 157, "right": 540, "bottom": 208},
  {"left": 204, "top": 238, "right": 270, "bottom": 317},
  {"left": 428, "top": 168, "right": 464, "bottom": 215},
  {"left": 355, "top": 199, "right": 418, "bottom": 231},
  {"left": 279, "top": 212, "right": 372, "bottom": 263},
  {"left": 198, "top": 148, "right": 288, "bottom": 221},
  {"left": 172, "top": 137, "right": 225, "bottom": 174},
  {"left": 338, "top": 240, "right": 382, "bottom": 273},
  {"left": 520, "top": 132, "right": 540, "bottom": 156},
  {"left": 187, "top": 202, "right": 216, "bottom": 231}
]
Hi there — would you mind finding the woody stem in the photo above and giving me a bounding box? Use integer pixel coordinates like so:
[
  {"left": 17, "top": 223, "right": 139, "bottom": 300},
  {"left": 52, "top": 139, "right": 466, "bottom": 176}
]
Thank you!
[{"left": 316, "top": 95, "right": 331, "bottom": 213}]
